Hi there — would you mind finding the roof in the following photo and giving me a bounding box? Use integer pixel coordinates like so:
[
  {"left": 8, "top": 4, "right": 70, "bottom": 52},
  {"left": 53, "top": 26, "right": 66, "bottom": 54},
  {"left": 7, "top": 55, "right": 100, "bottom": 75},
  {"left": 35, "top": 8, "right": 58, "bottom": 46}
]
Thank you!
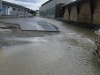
[
  {"left": 2, "top": 1, "right": 29, "bottom": 9},
  {"left": 41, "top": 0, "right": 52, "bottom": 6}
]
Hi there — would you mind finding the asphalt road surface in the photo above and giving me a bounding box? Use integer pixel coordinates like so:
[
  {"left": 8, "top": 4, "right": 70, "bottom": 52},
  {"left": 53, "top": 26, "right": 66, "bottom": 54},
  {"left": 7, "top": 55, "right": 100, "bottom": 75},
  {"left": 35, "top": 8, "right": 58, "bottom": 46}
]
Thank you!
[{"left": 0, "top": 17, "right": 58, "bottom": 31}]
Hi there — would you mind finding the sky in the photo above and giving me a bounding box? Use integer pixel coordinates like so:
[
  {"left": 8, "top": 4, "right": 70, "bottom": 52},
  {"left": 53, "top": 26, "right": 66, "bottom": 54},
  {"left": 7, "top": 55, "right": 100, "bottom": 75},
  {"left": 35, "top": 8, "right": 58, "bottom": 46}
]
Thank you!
[
  {"left": 3, "top": 0, "right": 48, "bottom": 10},
  {"left": 3, "top": 0, "right": 75, "bottom": 10}
]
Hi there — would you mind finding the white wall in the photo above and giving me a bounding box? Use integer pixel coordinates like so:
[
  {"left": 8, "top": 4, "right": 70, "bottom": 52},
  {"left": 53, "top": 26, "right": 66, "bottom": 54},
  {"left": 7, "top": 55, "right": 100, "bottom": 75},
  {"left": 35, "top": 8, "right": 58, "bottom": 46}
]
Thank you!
[
  {"left": 2, "top": 1, "right": 29, "bottom": 17},
  {"left": 7, "top": 6, "right": 12, "bottom": 15}
]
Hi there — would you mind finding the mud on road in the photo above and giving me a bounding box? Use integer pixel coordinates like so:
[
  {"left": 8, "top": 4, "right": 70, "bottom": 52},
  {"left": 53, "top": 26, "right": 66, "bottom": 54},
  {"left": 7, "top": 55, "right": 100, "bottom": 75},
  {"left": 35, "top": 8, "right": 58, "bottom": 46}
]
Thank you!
[
  {"left": 0, "top": 22, "right": 58, "bottom": 47},
  {"left": 0, "top": 18, "right": 100, "bottom": 75}
]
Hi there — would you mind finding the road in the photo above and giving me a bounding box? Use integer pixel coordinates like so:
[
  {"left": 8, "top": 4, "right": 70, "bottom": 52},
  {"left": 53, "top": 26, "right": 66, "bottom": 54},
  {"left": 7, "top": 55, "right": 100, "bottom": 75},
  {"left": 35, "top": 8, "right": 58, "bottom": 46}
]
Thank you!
[
  {"left": 0, "top": 17, "right": 58, "bottom": 31},
  {"left": 0, "top": 17, "right": 100, "bottom": 75}
]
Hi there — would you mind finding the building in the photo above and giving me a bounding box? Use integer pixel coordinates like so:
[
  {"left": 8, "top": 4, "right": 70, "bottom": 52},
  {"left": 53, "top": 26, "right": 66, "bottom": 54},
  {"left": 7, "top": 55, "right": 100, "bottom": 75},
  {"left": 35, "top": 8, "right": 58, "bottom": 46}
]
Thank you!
[
  {"left": 62, "top": 0, "right": 100, "bottom": 28},
  {"left": 39, "top": 0, "right": 73, "bottom": 18},
  {"left": 1, "top": 1, "right": 30, "bottom": 17},
  {"left": 36, "top": 10, "right": 40, "bottom": 16}
]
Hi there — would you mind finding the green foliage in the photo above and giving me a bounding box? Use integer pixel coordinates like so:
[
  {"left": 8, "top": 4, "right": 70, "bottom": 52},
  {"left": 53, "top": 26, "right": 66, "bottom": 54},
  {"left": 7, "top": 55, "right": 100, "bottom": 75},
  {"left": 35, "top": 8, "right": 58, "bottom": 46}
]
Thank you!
[{"left": 28, "top": 9, "right": 36, "bottom": 15}]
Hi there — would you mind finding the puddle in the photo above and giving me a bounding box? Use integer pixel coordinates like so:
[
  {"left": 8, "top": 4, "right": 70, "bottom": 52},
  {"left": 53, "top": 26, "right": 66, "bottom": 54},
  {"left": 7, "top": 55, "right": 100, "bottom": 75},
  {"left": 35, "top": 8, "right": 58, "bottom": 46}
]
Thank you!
[
  {"left": 0, "top": 37, "right": 99, "bottom": 75},
  {"left": 0, "top": 18, "right": 99, "bottom": 75}
]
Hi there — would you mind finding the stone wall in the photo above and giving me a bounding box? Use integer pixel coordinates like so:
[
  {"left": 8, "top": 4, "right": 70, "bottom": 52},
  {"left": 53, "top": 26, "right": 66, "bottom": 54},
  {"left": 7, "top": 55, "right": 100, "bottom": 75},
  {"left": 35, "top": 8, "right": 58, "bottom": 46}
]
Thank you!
[
  {"left": 64, "top": 7, "right": 69, "bottom": 21},
  {"left": 79, "top": 1, "right": 91, "bottom": 24},
  {"left": 63, "top": 0, "right": 100, "bottom": 28},
  {"left": 70, "top": 5, "right": 77, "bottom": 22},
  {"left": 93, "top": 0, "right": 100, "bottom": 25}
]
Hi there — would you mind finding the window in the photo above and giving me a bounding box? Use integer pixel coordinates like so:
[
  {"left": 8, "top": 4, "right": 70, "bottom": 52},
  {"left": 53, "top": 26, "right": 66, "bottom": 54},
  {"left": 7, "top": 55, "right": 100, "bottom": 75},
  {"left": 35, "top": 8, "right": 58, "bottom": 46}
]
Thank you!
[
  {"left": 25, "top": 10, "right": 27, "bottom": 12},
  {"left": 21, "top": 9, "right": 24, "bottom": 12},
  {"left": 13, "top": 8, "right": 16, "bottom": 11},
  {"left": 18, "top": 9, "right": 20, "bottom": 12}
]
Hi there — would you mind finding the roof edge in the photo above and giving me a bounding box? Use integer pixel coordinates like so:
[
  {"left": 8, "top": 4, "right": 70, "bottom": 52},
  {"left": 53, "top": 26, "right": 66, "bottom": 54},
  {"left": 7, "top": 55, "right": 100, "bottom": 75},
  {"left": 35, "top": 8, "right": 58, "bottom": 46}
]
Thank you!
[
  {"left": 2, "top": 1, "right": 29, "bottom": 9},
  {"left": 41, "top": 0, "right": 52, "bottom": 6}
]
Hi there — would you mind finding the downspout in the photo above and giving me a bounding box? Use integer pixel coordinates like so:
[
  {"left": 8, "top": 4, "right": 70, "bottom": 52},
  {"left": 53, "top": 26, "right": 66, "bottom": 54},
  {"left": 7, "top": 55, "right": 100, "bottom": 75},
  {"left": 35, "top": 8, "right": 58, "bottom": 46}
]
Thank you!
[
  {"left": 68, "top": 5, "right": 71, "bottom": 24},
  {"left": 24, "top": 9, "right": 25, "bottom": 18},
  {"left": 76, "top": 2, "right": 80, "bottom": 26},
  {"left": 62, "top": 6, "right": 65, "bottom": 19},
  {"left": 90, "top": 0, "right": 94, "bottom": 29}
]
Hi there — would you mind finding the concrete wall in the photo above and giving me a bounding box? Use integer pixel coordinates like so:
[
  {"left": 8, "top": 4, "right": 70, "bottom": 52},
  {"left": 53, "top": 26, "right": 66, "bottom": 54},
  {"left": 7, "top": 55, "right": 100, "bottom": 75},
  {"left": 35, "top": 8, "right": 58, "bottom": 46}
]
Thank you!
[
  {"left": 39, "top": 0, "right": 56, "bottom": 18},
  {"left": 39, "top": 0, "right": 73, "bottom": 18}
]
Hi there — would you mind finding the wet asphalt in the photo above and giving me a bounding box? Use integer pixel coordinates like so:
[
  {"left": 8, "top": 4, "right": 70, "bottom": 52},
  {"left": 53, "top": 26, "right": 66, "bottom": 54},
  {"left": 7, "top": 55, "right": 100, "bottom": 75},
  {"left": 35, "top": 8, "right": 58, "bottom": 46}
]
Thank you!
[
  {"left": 0, "top": 17, "right": 58, "bottom": 31},
  {"left": 0, "top": 17, "right": 100, "bottom": 75}
]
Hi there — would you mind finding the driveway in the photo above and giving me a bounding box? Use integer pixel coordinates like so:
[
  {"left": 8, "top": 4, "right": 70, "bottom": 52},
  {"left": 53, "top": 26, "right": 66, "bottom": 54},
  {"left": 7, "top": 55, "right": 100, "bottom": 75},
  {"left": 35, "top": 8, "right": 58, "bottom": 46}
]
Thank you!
[{"left": 0, "top": 17, "right": 58, "bottom": 31}]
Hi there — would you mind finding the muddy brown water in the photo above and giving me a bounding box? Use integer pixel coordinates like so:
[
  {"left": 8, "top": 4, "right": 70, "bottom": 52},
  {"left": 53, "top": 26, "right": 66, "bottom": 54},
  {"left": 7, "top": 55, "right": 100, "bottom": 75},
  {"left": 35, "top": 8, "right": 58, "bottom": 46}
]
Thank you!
[{"left": 0, "top": 18, "right": 100, "bottom": 75}]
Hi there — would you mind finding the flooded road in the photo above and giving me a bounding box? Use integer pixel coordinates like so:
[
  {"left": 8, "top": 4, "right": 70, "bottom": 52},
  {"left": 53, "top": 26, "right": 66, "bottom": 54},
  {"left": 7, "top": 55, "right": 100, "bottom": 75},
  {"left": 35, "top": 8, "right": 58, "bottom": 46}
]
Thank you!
[{"left": 0, "top": 17, "right": 100, "bottom": 75}]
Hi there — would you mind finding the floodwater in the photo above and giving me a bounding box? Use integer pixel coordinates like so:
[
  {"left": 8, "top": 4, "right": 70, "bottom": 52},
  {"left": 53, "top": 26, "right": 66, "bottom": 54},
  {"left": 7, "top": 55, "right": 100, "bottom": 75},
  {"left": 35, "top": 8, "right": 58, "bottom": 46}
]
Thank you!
[
  {"left": 0, "top": 17, "right": 58, "bottom": 31},
  {"left": 0, "top": 17, "right": 100, "bottom": 75}
]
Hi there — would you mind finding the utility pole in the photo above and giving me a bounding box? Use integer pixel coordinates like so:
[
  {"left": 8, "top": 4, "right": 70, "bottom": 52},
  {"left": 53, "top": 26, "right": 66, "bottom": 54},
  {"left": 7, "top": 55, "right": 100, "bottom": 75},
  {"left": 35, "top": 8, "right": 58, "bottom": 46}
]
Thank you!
[
  {"left": 0, "top": 0, "right": 2, "bottom": 18},
  {"left": 24, "top": 9, "right": 25, "bottom": 18}
]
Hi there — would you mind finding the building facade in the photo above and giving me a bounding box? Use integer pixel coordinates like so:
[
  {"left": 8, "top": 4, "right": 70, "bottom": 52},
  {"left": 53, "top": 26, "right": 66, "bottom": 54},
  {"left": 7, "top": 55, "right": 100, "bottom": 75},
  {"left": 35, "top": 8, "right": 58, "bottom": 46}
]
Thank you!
[
  {"left": 2, "top": 1, "right": 29, "bottom": 17},
  {"left": 62, "top": 0, "right": 100, "bottom": 28},
  {"left": 36, "top": 10, "right": 40, "bottom": 17},
  {"left": 39, "top": 0, "right": 73, "bottom": 18},
  {"left": 39, "top": 0, "right": 56, "bottom": 18}
]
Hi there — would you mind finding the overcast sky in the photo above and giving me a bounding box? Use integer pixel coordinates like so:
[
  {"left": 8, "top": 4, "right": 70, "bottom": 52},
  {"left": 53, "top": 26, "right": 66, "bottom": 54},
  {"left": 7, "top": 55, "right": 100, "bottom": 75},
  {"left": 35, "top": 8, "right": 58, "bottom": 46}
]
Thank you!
[{"left": 3, "top": 0, "right": 48, "bottom": 10}]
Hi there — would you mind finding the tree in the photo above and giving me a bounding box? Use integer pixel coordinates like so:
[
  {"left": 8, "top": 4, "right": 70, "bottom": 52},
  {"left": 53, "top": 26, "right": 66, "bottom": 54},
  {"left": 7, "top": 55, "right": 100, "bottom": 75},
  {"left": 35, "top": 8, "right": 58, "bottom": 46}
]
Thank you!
[{"left": 28, "top": 9, "right": 36, "bottom": 16}]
